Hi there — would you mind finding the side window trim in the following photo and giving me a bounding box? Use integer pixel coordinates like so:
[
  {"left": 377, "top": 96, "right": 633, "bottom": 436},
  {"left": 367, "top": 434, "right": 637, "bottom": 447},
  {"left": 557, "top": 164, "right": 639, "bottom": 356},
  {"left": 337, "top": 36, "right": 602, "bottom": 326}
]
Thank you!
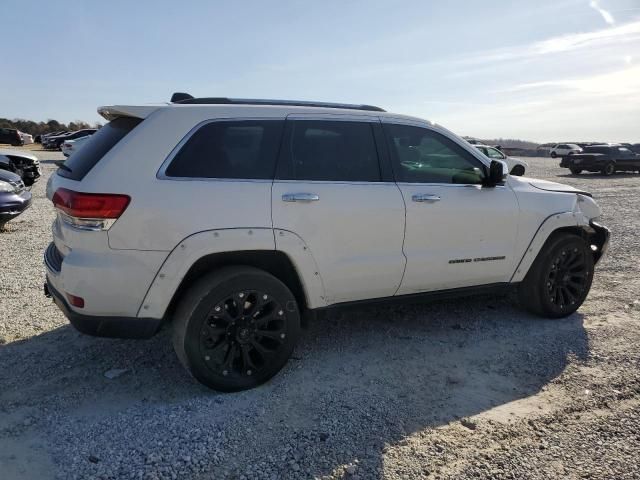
[
  {"left": 157, "top": 117, "right": 285, "bottom": 182},
  {"left": 381, "top": 121, "right": 489, "bottom": 185},
  {"left": 274, "top": 116, "right": 386, "bottom": 183}
]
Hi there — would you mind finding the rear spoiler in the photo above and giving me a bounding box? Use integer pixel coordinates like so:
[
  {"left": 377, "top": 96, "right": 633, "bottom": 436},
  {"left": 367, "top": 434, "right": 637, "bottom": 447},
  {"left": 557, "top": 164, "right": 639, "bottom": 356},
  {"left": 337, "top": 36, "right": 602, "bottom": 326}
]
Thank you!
[{"left": 97, "top": 105, "right": 165, "bottom": 121}]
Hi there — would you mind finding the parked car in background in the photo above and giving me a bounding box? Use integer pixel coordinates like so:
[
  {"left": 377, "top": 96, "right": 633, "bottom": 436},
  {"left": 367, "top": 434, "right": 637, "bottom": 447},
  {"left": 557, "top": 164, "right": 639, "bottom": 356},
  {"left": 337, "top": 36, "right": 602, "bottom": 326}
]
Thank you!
[
  {"left": 474, "top": 144, "right": 528, "bottom": 176},
  {"left": 44, "top": 94, "right": 610, "bottom": 392},
  {"left": 41, "top": 131, "right": 69, "bottom": 149},
  {"left": 0, "top": 169, "right": 31, "bottom": 229},
  {"left": 550, "top": 144, "right": 582, "bottom": 158},
  {"left": 41, "top": 131, "right": 67, "bottom": 147},
  {"left": 0, "top": 149, "right": 41, "bottom": 186},
  {"left": 61, "top": 135, "right": 93, "bottom": 157},
  {"left": 43, "top": 129, "right": 97, "bottom": 150},
  {"left": 560, "top": 144, "right": 640, "bottom": 175},
  {"left": 0, "top": 128, "right": 24, "bottom": 146},
  {"left": 19, "top": 132, "right": 34, "bottom": 145}
]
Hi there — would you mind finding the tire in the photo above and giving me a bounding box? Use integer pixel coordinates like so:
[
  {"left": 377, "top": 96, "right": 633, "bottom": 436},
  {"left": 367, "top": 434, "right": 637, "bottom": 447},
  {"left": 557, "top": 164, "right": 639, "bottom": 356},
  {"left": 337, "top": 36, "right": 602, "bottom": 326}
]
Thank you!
[
  {"left": 510, "top": 165, "right": 525, "bottom": 176},
  {"left": 602, "top": 162, "right": 615, "bottom": 176},
  {"left": 172, "top": 266, "right": 300, "bottom": 392},
  {"left": 518, "top": 233, "right": 594, "bottom": 318},
  {"left": 550, "top": 152, "right": 557, "bottom": 158},
  {"left": 569, "top": 167, "right": 582, "bottom": 175}
]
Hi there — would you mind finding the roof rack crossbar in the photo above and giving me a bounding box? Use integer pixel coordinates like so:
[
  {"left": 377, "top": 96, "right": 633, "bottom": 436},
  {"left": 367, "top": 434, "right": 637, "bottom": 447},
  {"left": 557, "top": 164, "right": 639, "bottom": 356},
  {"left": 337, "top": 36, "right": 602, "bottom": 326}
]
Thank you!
[{"left": 170, "top": 94, "right": 385, "bottom": 112}]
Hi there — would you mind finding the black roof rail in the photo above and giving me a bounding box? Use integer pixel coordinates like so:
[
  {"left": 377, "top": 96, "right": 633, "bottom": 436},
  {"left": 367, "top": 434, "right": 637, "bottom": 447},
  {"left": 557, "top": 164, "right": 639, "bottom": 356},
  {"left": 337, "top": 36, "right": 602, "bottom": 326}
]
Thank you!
[{"left": 169, "top": 93, "right": 386, "bottom": 112}]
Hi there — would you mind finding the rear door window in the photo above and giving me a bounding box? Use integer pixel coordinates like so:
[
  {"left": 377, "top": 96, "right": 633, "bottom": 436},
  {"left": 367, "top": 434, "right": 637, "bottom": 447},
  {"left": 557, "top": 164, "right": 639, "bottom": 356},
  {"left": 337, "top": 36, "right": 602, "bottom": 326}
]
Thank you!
[
  {"left": 164, "top": 120, "right": 284, "bottom": 179},
  {"left": 58, "top": 117, "right": 141, "bottom": 180},
  {"left": 276, "top": 120, "right": 382, "bottom": 182}
]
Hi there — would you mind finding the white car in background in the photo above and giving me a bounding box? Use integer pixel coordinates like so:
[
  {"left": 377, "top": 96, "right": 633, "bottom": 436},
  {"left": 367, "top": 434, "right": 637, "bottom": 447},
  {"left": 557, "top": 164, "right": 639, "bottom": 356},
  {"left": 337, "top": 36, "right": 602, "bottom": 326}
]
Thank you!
[
  {"left": 550, "top": 144, "right": 582, "bottom": 158},
  {"left": 474, "top": 144, "right": 528, "bottom": 176},
  {"left": 61, "top": 135, "right": 92, "bottom": 157},
  {"left": 19, "top": 132, "right": 34, "bottom": 145}
]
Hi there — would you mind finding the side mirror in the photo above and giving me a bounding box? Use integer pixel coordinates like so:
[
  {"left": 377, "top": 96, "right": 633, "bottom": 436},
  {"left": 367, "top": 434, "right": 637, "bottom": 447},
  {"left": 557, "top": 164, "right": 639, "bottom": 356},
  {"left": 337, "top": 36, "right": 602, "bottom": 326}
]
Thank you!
[{"left": 484, "top": 160, "right": 507, "bottom": 187}]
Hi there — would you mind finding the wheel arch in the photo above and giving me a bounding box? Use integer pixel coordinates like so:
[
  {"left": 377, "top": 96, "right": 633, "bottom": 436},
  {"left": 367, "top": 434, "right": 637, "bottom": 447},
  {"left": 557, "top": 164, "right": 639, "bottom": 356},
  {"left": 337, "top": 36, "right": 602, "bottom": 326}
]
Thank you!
[
  {"left": 137, "top": 228, "right": 326, "bottom": 321},
  {"left": 510, "top": 212, "right": 605, "bottom": 283},
  {"left": 165, "top": 250, "right": 309, "bottom": 323}
]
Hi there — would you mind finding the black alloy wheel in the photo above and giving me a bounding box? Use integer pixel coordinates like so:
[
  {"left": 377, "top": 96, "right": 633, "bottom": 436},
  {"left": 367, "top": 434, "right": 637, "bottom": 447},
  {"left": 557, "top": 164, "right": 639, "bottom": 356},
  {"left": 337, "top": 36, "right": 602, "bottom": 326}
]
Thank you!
[
  {"left": 519, "top": 234, "right": 594, "bottom": 318},
  {"left": 602, "top": 162, "right": 615, "bottom": 176},
  {"left": 544, "top": 246, "right": 590, "bottom": 312},
  {"left": 172, "top": 266, "right": 300, "bottom": 391},
  {"left": 199, "top": 290, "right": 288, "bottom": 379}
]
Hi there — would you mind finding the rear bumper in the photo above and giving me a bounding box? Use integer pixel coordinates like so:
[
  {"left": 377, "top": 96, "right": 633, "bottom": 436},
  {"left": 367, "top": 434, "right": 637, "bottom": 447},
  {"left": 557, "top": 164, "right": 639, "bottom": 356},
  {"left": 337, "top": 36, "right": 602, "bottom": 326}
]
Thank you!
[{"left": 45, "top": 278, "right": 162, "bottom": 339}]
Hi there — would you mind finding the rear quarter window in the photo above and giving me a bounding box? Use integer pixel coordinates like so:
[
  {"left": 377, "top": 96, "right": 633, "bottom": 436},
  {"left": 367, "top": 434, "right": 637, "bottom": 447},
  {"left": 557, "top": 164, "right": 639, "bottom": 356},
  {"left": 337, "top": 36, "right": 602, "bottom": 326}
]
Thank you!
[
  {"left": 58, "top": 117, "right": 142, "bottom": 180},
  {"left": 163, "top": 120, "right": 284, "bottom": 179}
]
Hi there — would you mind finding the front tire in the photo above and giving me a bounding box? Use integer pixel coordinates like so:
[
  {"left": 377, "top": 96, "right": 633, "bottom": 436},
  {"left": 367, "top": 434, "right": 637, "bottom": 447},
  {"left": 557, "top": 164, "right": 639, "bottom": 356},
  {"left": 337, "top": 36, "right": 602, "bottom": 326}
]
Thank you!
[
  {"left": 172, "top": 266, "right": 301, "bottom": 391},
  {"left": 569, "top": 167, "right": 582, "bottom": 175},
  {"left": 518, "top": 234, "right": 594, "bottom": 318},
  {"left": 550, "top": 152, "right": 557, "bottom": 158}
]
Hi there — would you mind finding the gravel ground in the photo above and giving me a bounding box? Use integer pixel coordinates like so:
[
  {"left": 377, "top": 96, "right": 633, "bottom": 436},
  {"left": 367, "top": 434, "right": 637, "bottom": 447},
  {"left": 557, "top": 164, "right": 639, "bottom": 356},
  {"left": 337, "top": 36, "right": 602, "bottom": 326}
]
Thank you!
[{"left": 0, "top": 150, "right": 639, "bottom": 480}]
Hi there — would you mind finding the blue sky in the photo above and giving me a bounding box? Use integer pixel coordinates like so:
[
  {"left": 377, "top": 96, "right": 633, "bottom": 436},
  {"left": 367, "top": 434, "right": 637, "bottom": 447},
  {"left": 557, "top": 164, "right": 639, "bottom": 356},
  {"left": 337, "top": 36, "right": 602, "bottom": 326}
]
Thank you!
[{"left": 2, "top": 0, "right": 639, "bottom": 142}]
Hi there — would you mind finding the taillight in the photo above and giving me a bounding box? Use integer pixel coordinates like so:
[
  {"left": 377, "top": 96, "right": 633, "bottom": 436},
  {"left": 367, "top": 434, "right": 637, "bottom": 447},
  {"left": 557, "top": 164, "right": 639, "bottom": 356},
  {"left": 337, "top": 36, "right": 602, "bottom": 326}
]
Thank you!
[{"left": 52, "top": 188, "right": 130, "bottom": 231}]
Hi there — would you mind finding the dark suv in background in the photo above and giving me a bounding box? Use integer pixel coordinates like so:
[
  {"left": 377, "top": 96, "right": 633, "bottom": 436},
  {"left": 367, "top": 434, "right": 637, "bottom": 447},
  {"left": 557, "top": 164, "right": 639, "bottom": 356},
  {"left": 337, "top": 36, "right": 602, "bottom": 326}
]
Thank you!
[
  {"left": 560, "top": 144, "right": 640, "bottom": 175},
  {"left": 43, "top": 129, "right": 96, "bottom": 150},
  {"left": 0, "top": 128, "right": 24, "bottom": 146}
]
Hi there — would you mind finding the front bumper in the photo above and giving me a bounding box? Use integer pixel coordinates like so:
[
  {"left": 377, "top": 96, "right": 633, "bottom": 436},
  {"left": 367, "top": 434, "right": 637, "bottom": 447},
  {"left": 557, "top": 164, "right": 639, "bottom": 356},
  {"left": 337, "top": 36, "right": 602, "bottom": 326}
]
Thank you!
[
  {"left": 44, "top": 277, "right": 162, "bottom": 339},
  {"left": 589, "top": 221, "right": 610, "bottom": 265},
  {"left": 0, "top": 190, "right": 32, "bottom": 222}
]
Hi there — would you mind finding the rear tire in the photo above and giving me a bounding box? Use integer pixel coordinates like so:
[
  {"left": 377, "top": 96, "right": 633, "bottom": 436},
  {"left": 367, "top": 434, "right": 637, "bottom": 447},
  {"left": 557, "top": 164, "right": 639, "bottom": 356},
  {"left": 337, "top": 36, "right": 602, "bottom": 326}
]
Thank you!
[
  {"left": 172, "top": 266, "right": 300, "bottom": 391},
  {"left": 569, "top": 167, "right": 582, "bottom": 175},
  {"left": 518, "top": 233, "right": 594, "bottom": 318},
  {"left": 602, "top": 162, "right": 615, "bottom": 176}
]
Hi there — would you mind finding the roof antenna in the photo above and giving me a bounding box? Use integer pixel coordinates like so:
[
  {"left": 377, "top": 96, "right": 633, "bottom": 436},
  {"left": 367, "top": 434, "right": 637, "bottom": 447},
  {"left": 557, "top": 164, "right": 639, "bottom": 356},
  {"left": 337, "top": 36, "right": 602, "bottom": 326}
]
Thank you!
[{"left": 171, "top": 92, "right": 194, "bottom": 103}]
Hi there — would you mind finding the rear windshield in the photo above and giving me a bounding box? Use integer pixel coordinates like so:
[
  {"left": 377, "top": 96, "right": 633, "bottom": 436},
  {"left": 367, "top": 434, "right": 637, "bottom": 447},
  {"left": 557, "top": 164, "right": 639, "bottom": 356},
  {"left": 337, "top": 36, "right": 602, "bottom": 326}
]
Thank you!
[{"left": 58, "top": 117, "right": 142, "bottom": 180}]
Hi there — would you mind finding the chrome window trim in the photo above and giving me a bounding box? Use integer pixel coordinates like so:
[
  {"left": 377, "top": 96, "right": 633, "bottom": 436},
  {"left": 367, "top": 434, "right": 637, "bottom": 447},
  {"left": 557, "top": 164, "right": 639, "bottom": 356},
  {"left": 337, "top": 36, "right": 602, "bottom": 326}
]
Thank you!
[
  {"left": 396, "top": 182, "right": 506, "bottom": 189},
  {"left": 156, "top": 117, "right": 285, "bottom": 182},
  {"left": 274, "top": 180, "right": 397, "bottom": 186}
]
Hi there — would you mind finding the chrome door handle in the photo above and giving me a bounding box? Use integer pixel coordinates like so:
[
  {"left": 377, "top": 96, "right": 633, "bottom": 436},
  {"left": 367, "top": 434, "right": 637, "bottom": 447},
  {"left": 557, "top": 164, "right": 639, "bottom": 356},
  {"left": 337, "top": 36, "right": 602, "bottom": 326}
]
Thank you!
[
  {"left": 282, "top": 193, "right": 320, "bottom": 202},
  {"left": 412, "top": 194, "right": 441, "bottom": 203}
]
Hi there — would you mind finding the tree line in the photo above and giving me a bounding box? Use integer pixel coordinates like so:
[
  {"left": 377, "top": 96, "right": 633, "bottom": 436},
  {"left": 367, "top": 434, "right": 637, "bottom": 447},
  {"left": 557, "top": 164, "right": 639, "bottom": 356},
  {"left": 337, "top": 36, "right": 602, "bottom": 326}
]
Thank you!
[{"left": 0, "top": 118, "right": 102, "bottom": 136}]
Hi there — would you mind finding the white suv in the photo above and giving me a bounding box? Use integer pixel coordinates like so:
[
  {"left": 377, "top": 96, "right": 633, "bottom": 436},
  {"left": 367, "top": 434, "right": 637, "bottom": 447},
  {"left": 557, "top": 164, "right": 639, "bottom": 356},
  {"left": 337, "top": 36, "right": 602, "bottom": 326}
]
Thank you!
[
  {"left": 44, "top": 94, "right": 610, "bottom": 391},
  {"left": 550, "top": 143, "right": 582, "bottom": 158}
]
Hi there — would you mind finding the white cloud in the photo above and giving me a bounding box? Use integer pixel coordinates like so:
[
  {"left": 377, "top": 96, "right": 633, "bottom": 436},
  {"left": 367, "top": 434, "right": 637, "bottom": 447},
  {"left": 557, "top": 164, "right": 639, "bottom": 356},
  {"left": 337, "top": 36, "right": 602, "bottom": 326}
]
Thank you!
[
  {"left": 428, "top": 65, "right": 640, "bottom": 142},
  {"left": 458, "top": 20, "right": 640, "bottom": 68},
  {"left": 509, "top": 65, "right": 640, "bottom": 97},
  {"left": 589, "top": 0, "right": 615, "bottom": 25}
]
